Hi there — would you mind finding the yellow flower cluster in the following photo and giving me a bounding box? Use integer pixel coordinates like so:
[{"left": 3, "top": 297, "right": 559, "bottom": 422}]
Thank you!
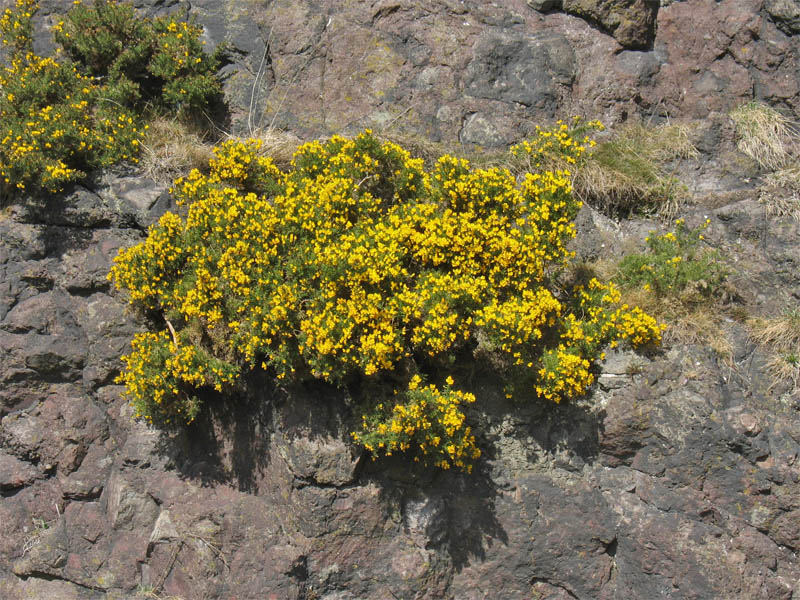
[
  {"left": 0, "top": 0, "right": 35, "bottom": 51},
  {"left": 475, "top": 288, "right": 562, "bottom": 362},
  {"left": 352, "top": 375, "right": 481, "bottom": 472},
  {"left": 536, "top": 349, "right": 593, "bottom": 402},
  {"left": 510, "top": 117, "right": 603, "bottom": 168},
  {"left": 116, "top": 330, "right": 238, "bottom": 424},
  {"left": 110, "top": 128, "right": 663, "bottom": 469},
  {"left": 534, "top": 278, "right": 664, "bottom": 402},
  {"left": 108, "top": 212, "right": 186, "bottom": 309}
]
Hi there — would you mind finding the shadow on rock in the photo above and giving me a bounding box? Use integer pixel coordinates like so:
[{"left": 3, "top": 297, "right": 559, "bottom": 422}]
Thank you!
[
  {"left": 471, "top": 363, "right": 606, "bottom": 474},
  {"left": 156, "top": 370, "right": 276, "bottom": 493},
  {"left": 361, "top": 442, "right": 508, "bottom": 573}
]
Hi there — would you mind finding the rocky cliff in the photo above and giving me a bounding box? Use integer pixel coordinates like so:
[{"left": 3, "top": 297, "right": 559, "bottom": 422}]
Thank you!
[{"left": 1, "top": 0, "right": 800, "bottom": 599}]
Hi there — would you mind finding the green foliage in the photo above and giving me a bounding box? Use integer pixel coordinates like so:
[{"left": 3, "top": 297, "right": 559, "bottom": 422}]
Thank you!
[
  {"left": 54, "top": 0, "right": 224, "bottom": 118},
  {"left": 0, "top": 0, "right": 143, "bottom": 194},
  {"left": 616, "top": 219, "right": 728, "bottom": 300},
  {"left": 574, "top": 122, "right": 697, "bottom": 218},
  {"left": 0, "top": 0, "right": 223, "bottom": 197},
  {"left": 110, "top": 128, "right": 664, "bottom": 472}
]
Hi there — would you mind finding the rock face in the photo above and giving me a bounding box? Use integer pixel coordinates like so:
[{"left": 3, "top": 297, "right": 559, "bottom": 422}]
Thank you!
[
  {"left": 0, "top": 168, "right": 799, "bottom": 599},
  {"left": 1, "top": 0, "right": 800, "bottom": 598},
  {"left": 17, "top": 0, "right": 800, "bottom": 145},
  {"left": 766, "top": 0, "right": 800, "bottom": 34}
]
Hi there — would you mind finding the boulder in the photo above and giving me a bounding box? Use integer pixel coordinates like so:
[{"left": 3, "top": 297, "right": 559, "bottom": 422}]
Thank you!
[{"left": 563, "top": 0, "right": 660, "bottom": 49}]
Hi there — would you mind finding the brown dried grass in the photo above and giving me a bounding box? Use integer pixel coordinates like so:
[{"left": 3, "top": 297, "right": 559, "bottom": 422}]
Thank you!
[
  {"left": 730, "top": 101, "right": 798, "bottom": 171},
  {"left": 139, "top": 117, "right": 214, "bottom": 186},
  {"left": 749, "top": 308, "right": 800, "bottom": 390}
]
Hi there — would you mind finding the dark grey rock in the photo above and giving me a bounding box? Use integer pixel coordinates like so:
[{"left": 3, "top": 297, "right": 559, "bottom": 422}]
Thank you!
[
  {"left": 463, "top": 31, "right": 575, "bottom": 111},
  {"left": 278, "top": 434, "right": 360, "bottom": 486},
  {"left": 615, "top": 50, "right": 661, "bottom": 87},
  {"left": 527, "top": 0, "right": 562, "bottom": 11}
]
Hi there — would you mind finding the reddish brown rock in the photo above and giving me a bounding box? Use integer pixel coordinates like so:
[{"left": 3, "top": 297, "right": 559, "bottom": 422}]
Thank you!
[{"left": 0, "top": 2, "right": 799, "bottom": 599}]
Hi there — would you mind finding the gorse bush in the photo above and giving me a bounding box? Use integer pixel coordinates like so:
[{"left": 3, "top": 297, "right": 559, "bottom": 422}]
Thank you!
[
  {"left": 54, "top": 0, "right": 224, "bottom": 118},
  {"left": 109, "top": 127, "right": 664, "bottom": 472},
  {"left": 356, "top": 376, "right": 480, "bottom": 471},
  {"left": 0, "top": 0, "right": 222, "bottom": 197},
  {"left": 0, "top": 0, "right": 143, "bottom": 193}
]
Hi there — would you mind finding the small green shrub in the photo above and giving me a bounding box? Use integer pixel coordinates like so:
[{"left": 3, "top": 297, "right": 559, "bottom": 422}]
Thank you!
[
  {"left": 616, "top": 219, "right": 728, "bottom": 301},
  {"left": 110, "top": 127, "right": 664, "bottom": 472},
  {"left": 608, "top": 218, "right": 733, "bottom": 358},
  {"left": 54, "top": 0, "right": 224, "bottom": 118}
]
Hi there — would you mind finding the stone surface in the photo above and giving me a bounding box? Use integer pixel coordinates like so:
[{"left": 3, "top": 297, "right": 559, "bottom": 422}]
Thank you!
[
  {"left": 562, "top": 0, "right": 660, "bottom": 49},
  {"left": 766, "top": 0, "right": 800, "bottom": 34},
  {"left": 0, "top": 161, "right": 799, "bottom": 600},
  {"left": 463, "top": 31, "right": 576, "bottom": 110},
  {"left": 21, "top": 0, "right": 800, "bottom": 146},
  {"left": 1, "top": 0, "right": 800, "bottom": 598}
]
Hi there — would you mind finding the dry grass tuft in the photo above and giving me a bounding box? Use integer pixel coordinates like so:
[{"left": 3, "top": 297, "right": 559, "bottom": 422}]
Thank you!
[
  {"left": 141, "top": 120, "right": 304, "bottom": 183},
  {"left": 730, "top": 102, "right": 800, "bottom": 220},
  {"left": 21, "top": 517, "right": 50, "bottom": 558},
  {"left": 573, "top": 121, "right": 697, "bottom": 219},
  {"left": 749, "top": 308, "right": 800, "bottom": 390},
  {"left": 240, "top": 127, "right": 303, "bottom": 170},
  {"left": 730, "top": 101, "right": 798, "bottom": 171},
  {"left": 731, "top": 102, "right": 800, "bottom": 221},
  {"left": 139, "top": 117, "right": 214, "bottom": 185},
  {"left": 618, "top": 285, "right": 733, "bottom": 360},
  {"left": 759, "top": 165, "right": 800, "bottom": 221},
  {"left": 135, "top": 586, "right": 184, "bottom": 600}
]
